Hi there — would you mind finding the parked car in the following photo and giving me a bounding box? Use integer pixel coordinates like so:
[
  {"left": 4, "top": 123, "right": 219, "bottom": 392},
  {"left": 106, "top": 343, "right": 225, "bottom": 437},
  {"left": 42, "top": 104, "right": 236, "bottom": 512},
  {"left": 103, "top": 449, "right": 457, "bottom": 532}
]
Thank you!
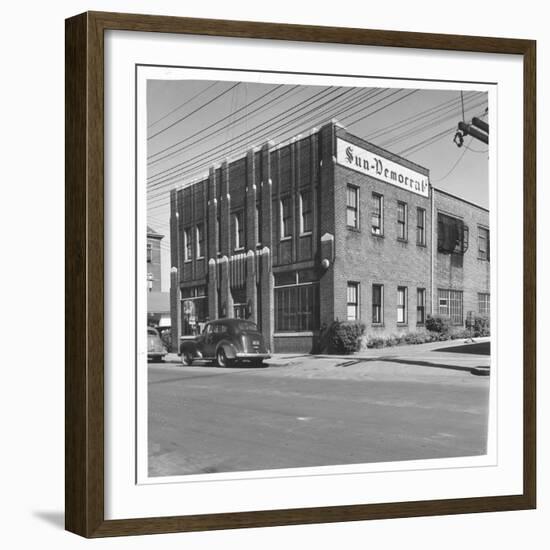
[
  {"left": 147, "top": 326, "right": 167, "bottom": 362},
  {"left": 179, "top": 319, "right": 270, "bottom": 368}
]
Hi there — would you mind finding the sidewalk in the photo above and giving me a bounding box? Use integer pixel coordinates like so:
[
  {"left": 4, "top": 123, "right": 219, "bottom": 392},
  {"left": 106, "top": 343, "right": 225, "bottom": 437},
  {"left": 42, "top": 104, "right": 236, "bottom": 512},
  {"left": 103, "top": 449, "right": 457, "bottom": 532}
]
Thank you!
[{"left": 162, "top": 337, "right": 489, "bottom": 363}]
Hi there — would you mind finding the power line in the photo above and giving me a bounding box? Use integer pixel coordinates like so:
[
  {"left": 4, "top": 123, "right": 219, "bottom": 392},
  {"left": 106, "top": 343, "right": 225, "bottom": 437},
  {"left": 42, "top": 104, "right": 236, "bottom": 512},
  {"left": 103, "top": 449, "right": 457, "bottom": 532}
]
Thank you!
[
  {"left": 147, "top": 84, "right": 299, "bottom": 173},
  {"left": 147, "top": 81, "right": 219, "bottom": 129},
  {"left": 146, "top": 86, "right": 365, "bottom": 193},
  {"left": 145, "top": 92, "right": 488, "bottom": 213},
  {"left": 147, "top": 85, "right": 336, "bottom": 170},
  {"left": 147, "top": 82, "right": 241, "bottom": 141},
  {"left": 146, "top": 98, "right": 486, "bottom": 213},
  {"left": 431, "top": 137, "right": 472, "bottom": 183},
  {"left": 145, "top": 86, "right": 391, "bottom": 204}
]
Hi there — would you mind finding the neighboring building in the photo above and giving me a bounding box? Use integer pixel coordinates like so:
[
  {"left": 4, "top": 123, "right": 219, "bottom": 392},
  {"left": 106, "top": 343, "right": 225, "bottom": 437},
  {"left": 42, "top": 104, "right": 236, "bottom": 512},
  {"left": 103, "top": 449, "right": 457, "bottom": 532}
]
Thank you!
[
  {"left": 147, "top": 225, "right": 164, "bottom": 293},
  {"left": 147, "top": 291, "right": 170, "bottom": 328},
  {"left": 169, "top": 120, "right": 490, "bottom": 353},
  {"left": 147, "top": 225, "right": 170, "bottom": 339}
]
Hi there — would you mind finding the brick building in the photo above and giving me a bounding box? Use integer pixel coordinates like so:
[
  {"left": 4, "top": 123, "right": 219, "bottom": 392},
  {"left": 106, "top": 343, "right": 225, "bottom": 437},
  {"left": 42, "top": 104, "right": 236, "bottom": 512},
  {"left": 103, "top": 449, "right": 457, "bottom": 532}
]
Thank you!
[{"left": 169, "top": 120, "right": 490, "bottom": 353}]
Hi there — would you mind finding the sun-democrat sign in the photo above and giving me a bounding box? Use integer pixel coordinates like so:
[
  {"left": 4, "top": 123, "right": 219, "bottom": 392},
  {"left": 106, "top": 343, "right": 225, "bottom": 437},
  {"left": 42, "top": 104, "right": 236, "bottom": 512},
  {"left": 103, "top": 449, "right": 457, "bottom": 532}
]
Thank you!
[{"left": 336, "top": 138, "right": 430, "bottom": 197}]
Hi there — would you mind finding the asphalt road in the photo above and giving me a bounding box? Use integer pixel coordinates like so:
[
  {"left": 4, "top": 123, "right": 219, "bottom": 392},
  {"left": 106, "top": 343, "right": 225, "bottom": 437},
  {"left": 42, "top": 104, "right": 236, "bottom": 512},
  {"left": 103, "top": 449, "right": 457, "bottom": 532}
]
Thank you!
[{"left": 148, "top": 343, "right": 490, "bottom": 477}]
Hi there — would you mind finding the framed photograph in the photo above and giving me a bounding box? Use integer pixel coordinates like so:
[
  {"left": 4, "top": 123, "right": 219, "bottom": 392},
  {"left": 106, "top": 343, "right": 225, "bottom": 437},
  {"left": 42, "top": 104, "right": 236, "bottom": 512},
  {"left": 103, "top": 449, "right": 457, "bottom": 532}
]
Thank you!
[{"left": 65, "top": 11, "right": 536, "bottom": 538}]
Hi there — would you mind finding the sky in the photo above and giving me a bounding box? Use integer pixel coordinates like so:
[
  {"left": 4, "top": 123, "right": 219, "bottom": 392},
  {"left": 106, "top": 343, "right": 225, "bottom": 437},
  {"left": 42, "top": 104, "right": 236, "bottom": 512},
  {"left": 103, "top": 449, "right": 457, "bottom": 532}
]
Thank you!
[{"left": 146, "top": 80, "right": 489, "bottom": 291}]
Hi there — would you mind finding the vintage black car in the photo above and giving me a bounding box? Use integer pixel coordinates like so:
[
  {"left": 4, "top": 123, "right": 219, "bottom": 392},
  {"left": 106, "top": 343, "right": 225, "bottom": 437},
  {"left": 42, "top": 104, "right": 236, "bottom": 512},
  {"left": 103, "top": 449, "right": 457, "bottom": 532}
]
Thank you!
[
  {"left": 147, "top": 326, "right": 167, "bottom": 362},
  {"left": 179, "top": 319, "right": 270, "bottom": 367}
]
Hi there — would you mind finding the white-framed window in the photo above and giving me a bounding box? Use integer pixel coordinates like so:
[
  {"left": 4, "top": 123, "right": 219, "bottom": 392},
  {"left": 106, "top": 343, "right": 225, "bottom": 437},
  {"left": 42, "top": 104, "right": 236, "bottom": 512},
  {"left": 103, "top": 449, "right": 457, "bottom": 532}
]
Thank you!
[
  {"left": 346, "top": 184, "right": 359, "bottom": 228},
  {"left": 478, "top": 226, "right": 490, "bottom": 260},
  {"left": 196, "top": 223, "right": 204, "bottom": 259},
  {"left": 478, "top": 293, "right": 490, "bottom": 315},
  {"left": 347, "top": 282, "right": 360, "bottom": 320},
  {"left": 397, "top": 201, "right": 407, "bottom": 240},
  {"left": 372, "top": 193, "right": 383, "bottom": 235},
  {"left": 397, "top": 286, "right": 407, "bottom": 324},
  {"left": 183, "top": 228, "right": 192, "bottom": 261},
  {"left": 417, "top": 207, "right": 426, "bottom": 245},
  {"left": 372, "top": 284, "right": 383, "bottom": 324},
  {"left": 233, "top": 211, "right": 244, "bottom": 250},
  {"left": 280, "top": 196, "right": 292, "bottom": 239},
  {"left": 300, "top": 190, "right": 313, "bottom": 234},
  {"left": 417, "top": 288, "right": 426, "bottom": 324}
]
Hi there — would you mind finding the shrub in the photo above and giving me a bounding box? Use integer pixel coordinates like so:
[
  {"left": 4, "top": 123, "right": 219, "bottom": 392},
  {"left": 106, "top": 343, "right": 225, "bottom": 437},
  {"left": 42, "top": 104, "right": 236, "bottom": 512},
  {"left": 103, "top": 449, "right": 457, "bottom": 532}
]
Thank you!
[
  {"left": 328, "top": 320, "right": 366, "bottom": 354},
  {"left": 450, "top": 328, "right": 470, "bottom": 339},
  {"left": 472, "top": 315, "right": 490, "bottom": 337},
  {"left": 426, "top": 314, "right": 451, "bottom": 335},
  {"left": 365, "top": 336, "right": 385, "bottom": 349}
]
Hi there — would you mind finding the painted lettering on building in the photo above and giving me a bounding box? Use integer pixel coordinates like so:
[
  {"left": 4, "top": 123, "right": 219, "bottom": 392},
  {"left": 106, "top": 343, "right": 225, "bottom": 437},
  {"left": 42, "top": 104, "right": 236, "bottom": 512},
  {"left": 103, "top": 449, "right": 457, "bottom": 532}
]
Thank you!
[{"left": 336, "top": 138, "right": 429, "bottom": 197}]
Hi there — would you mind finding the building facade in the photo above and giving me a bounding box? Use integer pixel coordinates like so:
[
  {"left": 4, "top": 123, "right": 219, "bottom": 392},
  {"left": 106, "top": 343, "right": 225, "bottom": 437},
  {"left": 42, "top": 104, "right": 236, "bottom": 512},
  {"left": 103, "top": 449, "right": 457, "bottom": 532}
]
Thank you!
[
  {"left": 147, "top": 225, "right": 164, "bottom": 293},
  {"left": 169, "top": 121, "right": 490, "bottom": 353}
]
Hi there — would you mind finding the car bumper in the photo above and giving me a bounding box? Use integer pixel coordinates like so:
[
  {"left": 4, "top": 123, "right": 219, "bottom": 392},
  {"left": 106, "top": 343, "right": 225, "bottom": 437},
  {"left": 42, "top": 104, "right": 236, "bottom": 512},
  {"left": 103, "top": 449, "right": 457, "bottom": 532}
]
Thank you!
[
  {"left": 235, "top": 352, "right": 271, "bottom": 360},
  {"left": 148, "top": 351, "right": 167, "bottom": 359}
]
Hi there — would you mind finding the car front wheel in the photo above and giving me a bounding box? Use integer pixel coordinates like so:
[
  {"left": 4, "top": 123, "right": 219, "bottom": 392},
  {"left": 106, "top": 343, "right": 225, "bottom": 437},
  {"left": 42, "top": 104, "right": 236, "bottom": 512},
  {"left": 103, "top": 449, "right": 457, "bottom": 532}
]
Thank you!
[{"left": 216, "top": 348, "right": 232, "bottom": 368}]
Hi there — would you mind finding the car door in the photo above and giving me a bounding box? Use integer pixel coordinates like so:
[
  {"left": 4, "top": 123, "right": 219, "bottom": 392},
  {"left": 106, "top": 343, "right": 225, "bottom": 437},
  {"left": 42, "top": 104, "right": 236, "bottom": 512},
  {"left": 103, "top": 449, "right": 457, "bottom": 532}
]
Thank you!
[{"left": 201, "top": 323, "right": 216, "bottom": 358}]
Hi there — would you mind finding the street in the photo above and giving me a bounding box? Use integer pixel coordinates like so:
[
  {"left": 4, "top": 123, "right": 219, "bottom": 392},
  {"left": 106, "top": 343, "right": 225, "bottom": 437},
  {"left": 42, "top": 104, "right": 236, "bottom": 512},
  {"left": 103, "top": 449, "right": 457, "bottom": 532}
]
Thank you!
[{"left": 148, "top": 340, "right": 490, "bottom": 477}]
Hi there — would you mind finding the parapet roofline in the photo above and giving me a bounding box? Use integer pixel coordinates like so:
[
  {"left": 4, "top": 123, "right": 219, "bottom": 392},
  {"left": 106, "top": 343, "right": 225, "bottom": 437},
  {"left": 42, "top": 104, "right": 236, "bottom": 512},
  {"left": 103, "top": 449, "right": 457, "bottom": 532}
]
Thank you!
[
  {"left": 170, "top": 120, "right": 429, "bottom": 192},
  {"left": 433, "top": 187, "right": 489, "bottom": 212}
]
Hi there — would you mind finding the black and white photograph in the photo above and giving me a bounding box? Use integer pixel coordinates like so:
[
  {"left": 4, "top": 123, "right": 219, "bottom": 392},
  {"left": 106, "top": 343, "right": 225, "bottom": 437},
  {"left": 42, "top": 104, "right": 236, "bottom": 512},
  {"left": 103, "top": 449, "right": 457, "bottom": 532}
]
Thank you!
[{"left": 143, "top": 73, "right": 493, "bottom": 479}]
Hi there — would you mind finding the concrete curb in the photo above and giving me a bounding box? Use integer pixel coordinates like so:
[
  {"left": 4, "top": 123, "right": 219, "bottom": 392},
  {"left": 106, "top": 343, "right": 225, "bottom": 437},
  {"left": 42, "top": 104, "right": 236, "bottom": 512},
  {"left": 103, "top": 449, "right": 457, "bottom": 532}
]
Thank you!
[{"left": 470, "top": 366, "right": 490, "bottom": 376}]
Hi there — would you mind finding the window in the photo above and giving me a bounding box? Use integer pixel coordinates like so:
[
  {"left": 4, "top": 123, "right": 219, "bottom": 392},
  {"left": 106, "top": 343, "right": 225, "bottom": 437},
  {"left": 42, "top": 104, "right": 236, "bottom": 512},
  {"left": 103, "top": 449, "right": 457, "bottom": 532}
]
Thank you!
[
  {"left": 478, "top": 293, "right": 490, "bottom": 315},
  {"left": 300, "top": 190, "right": 313, "bottom": 234},
  {"left": 184, "top": 228, "right": 192, "bottom": 261},
  {"left": 438, "top": 289, "right": 464, "bottom": 325},
  {"left": 346, "top": 185, "right": 359, "bottom": 228},
  {"left": 256, "top": 204, "right": 262, "bottom": 245},
  {"left": 147, "top": 242, "right": 152, "bottom": 263},
  {"left": 437, "top": 213, "right": 469, "bottom": 255},
  {"left": 372, "top": 193, "right": 383, "bottom": 235},
  {"left": 417, "top": 207, "right": 426, "bottom": 245},
  {"left": 280, "top": 196, "right": 292, "bottom": 239},
  {"left": 478, "top": 226, "right": 490, "bottom": 260},
  {"left": 397, "top": 201, "right": 407, "bottom": 240},
  {"left": 196, "top": 224, "right": 204, "bottom": 259},
  {"left": 417, "top": 288, "right": 426, "bottom": 324},
  {"left": 347, "top": 282, "right": 359, "bottom": 320},
  {"left": 397, "top": 287, "right": 407, "bottom": 324},
  {"left": 233, "top": 211, "right": 244, "bottom": 250},
  {"left": 274, "top": 271, "right": 319, "bottom": 332},
  {"left": 216, "top": 215, "right": 221, "bottom": 253},
  {"left": 180, "top": 286, "right": 207, "bottom": 335},
  {"left": 372, "top": 284, "right": 383, "bottom": 324}
]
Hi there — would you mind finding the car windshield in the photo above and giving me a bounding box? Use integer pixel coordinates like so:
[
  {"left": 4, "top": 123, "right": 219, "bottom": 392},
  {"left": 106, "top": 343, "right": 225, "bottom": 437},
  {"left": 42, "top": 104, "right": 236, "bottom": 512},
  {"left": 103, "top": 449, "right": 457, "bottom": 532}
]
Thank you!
[{"left": 235, "top": 321, "right": 258, "bottom": 332}]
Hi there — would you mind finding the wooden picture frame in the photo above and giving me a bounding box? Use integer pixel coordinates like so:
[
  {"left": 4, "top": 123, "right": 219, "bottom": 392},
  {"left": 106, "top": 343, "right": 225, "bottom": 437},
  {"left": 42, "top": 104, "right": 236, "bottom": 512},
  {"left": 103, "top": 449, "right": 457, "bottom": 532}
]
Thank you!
[{"left": 65, "top": 11, "right": 536, "bottom": 538}]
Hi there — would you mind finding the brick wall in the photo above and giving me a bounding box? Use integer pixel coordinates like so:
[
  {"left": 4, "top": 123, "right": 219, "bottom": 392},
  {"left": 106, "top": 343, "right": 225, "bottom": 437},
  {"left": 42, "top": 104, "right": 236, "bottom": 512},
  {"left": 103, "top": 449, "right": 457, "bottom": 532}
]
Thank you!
[
  {"left": 330, "top": 126, "right": 432, "bottom": 337},
  {"left": 433, "top": 189, "right": 490, "bottom": 321},
  {"left": 168, "top": 120, "right": 490, "bottom": 351}
]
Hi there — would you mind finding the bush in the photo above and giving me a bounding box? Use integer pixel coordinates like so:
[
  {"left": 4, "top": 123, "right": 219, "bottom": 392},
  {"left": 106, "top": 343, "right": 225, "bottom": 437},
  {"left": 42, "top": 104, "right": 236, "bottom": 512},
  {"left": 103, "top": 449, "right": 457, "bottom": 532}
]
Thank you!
[
  {"left": 425, "top": 314, "right": 451, "bottom": 335},
  {"left": 450, "top": 328, "right": 470, "bottom": 339},
  {"left": 328, "top": 320, "right": 366, "bottom": 354},
  {"left": 365, "top": 336, "right": 385, "bottom": 349},
  {"left": 472, "top": 315, "right": 490, "bottom": 337}
]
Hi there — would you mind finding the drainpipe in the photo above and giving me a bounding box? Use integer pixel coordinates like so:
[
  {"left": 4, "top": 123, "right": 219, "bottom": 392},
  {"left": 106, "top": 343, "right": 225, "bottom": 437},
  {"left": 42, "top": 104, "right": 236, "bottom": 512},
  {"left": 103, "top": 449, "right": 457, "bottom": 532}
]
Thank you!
[{"left": 430, "top": 184, "right": 435, "bottom": 315}]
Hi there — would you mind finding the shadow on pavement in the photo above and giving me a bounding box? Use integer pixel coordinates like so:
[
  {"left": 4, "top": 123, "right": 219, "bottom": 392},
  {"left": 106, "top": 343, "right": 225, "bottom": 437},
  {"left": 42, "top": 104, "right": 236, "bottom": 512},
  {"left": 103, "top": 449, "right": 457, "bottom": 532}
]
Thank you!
[
  {"left": 434, "top": 341, "right": 490, "bottom": 355},
  {"left": 378, "top": 357, "right": 477, "bottom": 373}
]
